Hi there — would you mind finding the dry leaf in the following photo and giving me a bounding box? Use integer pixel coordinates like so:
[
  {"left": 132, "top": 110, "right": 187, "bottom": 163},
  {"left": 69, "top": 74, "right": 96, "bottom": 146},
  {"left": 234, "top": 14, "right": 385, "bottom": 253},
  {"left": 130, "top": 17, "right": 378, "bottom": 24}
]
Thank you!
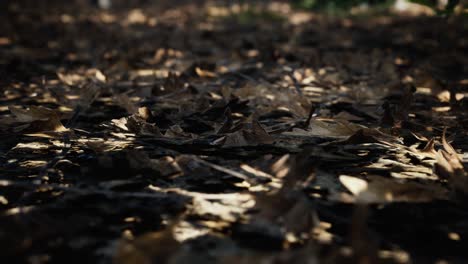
[
  {"left": 164, "top": 125, "right": 195, "bottom": 139},
  {"left": 93, "top": 69, "right": 107, "bottom": 83},
  {"left": 115, "top": 226, "right": 180, "bottom": 264},
  {"left": 345, "top": 128, "right": 402, "bottom": 145},
  {"left": 421, "top": 138, "right": 437, "bottom": 155},
  {"left": 339, "top": 175, "right": 447, "bottom": 203},
  {"left": 57, "top": 72, "right": 85, "bottom": 86},
  {"left": 154, "top": 156, "right": 184, "bottom": 178},
  {"left": 222, "top": 119, "right": 273, "bottom": 147},
  {"left": 111, "top": 115, "right": 162, "bottom": 136},
  {"left": 195, "top": 67, "right": 216, "bottom": 78},
  {"left": 283, "top": 119, "right": 363, "bottom": 138},
  {"left": 216, "top": 107, "right": 234, "bottom": 134},
  {"left": 435, "top": 129, "right": 468, "bottom": 194},
  {"left": 9, "top": 106, "right": 68, "bottom": 133}
]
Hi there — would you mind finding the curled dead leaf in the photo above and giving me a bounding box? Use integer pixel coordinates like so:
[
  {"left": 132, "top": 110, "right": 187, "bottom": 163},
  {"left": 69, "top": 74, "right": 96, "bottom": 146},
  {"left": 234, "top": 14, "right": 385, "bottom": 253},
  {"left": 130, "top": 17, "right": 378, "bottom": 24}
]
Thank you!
[
  {"left": 421, "top": 138, "right": 437, "bottom": 155},
  {"left": 435, "top": 129, "right": 468, "bottom": 194}
]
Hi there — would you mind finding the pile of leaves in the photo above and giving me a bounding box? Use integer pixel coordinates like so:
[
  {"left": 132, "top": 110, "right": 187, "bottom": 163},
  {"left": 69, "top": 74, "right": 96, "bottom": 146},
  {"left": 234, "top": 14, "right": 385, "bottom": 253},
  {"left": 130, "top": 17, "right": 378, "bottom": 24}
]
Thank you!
[{"left": 0, "top": 1, "right": 467, "bottom": 263}]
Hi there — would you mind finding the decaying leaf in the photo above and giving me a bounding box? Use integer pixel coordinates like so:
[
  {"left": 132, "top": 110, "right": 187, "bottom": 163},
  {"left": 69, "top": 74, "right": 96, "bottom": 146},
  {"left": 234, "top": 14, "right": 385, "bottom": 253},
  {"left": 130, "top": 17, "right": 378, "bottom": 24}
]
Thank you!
[
  {"left": 282, "top": 118, "right": 363, "bottom": 138},
  {"left": 216, "top": 107, "right": 234, "bottom": 134},
  {"left": 421, "top": 138, "right": 437, "bottom": 155},
  {"left": 165, "top": 125, "right": 195, "bottom": 139},
  {"left": 222, "top": 119, "right": 274, "bottom": 147},
  {"left": 338, "top": 175, "right": 447, "bottom": 203},
  {"left": 9, "top": 106, "right": 68, "bottom": 134},
  {"left": 111, "top": 114, "right": 162, "bottom": 136},
  {"left": 345, "top": 128, "right": 403, "bottom": 145}
]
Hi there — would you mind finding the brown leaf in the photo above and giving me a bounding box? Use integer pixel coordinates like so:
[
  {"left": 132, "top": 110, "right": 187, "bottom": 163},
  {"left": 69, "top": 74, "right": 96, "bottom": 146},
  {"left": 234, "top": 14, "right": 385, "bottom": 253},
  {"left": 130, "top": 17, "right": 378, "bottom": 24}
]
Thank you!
[
  {"left": 421, "top": 138, "right": 437, "bottom": 155},
  {"left": 9, "top": 106, "right": 68, "bottom": 133},
  {"left": 283, "top": 119, "right": 363, "bottom": 138},
  {"left": 165, "top": 125, "right": 195, "bottom": 139},
  {"left": 338, "top": 175, "right": 447, "bottom": 203},
  {"left": 155, "top": 156, "right": 184, "bottom": 178},
  {"left": 250, "top": 120, "right": 274, "bottom": 144},
  {"left": 138, "top": 106, "right": 154, "bottom": 121},
  {"left": 216, "top": 107, "right": 234, "bottom": 134},
  {"left": 441, "top": 128, "right": 458, "bottom": 157},
  {"left": 195, "top": 67, "right": 216, "bottom": 78},
  {"left": 10, "top": 105, "right": 55, "bottom": 122},
  {"left": 57, "top": 72, "right": 85, "bottom": 86},
  {"left": 345, "top": 128, "right": 402, "bottom": 145},
  {"left": 111, "top": 115, "right": 162, "bottom": 136},
  {"left": 222, "top": 119, "right": 273, "bottom": 147},
  {"left": 435, "top": 129, "right": 468, "bottom": 194},
  {"left": 114, "top": 226, "right": 180, "bottom": 264},
  {"left": 271, "top": 155, "right": 290, "bottom": 178}
]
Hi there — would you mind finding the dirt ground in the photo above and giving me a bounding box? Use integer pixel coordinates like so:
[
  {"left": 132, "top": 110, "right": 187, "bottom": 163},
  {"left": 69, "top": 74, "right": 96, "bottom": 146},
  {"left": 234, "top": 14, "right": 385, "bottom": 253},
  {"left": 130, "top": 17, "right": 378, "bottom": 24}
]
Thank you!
[{"left": 1, "top": 1, "right": 468, "bottom": 263}]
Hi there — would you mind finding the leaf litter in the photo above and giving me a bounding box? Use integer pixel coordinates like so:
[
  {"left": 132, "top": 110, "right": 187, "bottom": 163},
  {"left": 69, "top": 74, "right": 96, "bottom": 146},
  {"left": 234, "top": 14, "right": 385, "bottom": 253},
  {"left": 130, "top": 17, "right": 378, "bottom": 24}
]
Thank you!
[{"left": 0, "top": 1, "right": 468, "bottom": 264}]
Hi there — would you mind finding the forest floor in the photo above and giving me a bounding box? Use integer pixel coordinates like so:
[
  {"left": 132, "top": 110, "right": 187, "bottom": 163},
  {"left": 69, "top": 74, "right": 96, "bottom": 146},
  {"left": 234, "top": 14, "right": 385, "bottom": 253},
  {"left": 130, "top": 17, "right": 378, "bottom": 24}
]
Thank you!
[{"left": 1, "top": 1, "right": 468, "bottom": 263}]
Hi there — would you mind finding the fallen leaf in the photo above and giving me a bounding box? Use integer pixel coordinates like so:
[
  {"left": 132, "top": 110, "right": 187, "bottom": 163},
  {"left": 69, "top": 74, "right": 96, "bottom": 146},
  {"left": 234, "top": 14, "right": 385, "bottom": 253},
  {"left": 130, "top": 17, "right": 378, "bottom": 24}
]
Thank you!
[
  {"left": 216, "top": 107, "right": 234, "bottom": 134},
  {"left": 57, "top": 72, "right": 85, "bottom": 86},
  {"left": 345, "top": 128, "right": 403, "bottom": 145},
  {"left": 339, "top": 175, "right": 447, "bottom": 203},
  {"left": 114, "top": 225, "right": 180, "bottom": 264},
  {"left": 435, "top": 129, "right": 468, "bottom": 194},
  {"left": 111, "top": 114, "right": 162, "bottom": 136},
  {"left": 165, "top": 125, "right": 195, "bottom": 139},
  {"left": 195, "top": 67, "right": 217, "bottom": 78},
  {"left": 9, "top": 106, "right": 68, "bottom": 133},
  {"left": 282, "top": 119, "right": 363, "bottom": 138},
  {"left": 222, "top": 119, "right": 273, "bottom": 147}
]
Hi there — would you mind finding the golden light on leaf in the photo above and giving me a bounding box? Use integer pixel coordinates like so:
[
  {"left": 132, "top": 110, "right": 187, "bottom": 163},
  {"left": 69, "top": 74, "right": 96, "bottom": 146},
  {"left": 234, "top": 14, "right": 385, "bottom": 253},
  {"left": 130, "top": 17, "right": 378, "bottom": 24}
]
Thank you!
[
  {"left": 448, "top": 232, "right": 461, "bottom": 241},
  {"left": 0, "top": 196, "right": 8, "bottom": 205},
  {"left": 126, "top": 9, "right": 148, "bottom": 25}
]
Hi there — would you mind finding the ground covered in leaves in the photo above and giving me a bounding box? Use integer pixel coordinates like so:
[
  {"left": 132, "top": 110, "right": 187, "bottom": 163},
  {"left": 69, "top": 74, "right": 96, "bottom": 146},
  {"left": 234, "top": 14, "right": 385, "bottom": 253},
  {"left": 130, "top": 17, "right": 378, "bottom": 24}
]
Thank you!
[{"left": 1, "top": 1, "right": 468, "bottom": 263}]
